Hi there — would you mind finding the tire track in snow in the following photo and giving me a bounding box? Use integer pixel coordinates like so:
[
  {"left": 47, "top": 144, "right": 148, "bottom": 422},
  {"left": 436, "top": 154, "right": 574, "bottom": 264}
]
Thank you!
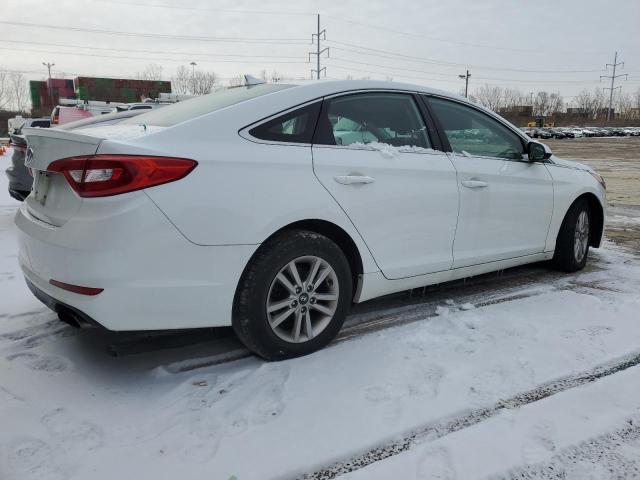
[
  {"left": 493, "top": 417, "right": 640, "bottom": 480},
  {"left": 297, "top": 351, "right": 640, "bottom": 480}
]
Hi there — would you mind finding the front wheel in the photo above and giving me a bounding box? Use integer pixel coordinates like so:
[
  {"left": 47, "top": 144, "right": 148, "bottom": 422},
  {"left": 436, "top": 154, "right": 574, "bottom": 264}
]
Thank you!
[
  {"left": 233, "top": 230, "right": 352, "bottom": 360},
  {"left": 553, "top": 199, "right": 591, "bottom": 272}
]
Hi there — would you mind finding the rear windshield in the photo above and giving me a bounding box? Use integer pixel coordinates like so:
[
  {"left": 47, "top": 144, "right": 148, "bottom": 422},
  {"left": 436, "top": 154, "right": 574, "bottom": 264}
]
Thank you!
[{"left": 120, "top": 84, "right": 292, "bottom": 127}]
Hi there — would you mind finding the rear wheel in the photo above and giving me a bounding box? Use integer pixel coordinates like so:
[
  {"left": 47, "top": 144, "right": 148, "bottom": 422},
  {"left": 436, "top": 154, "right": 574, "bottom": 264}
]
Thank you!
[
  {"left": 233, "top": 230, "right": 352, "bottom": 360},
  {"left": 553, "top": 199, "right": 591, "bottom": 272}
]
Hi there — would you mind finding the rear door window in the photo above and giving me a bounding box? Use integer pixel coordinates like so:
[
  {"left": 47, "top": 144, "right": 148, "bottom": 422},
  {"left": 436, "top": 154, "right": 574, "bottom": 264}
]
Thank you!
[{"left": 314, "top": 93, "right": 431, "bottom": 148}]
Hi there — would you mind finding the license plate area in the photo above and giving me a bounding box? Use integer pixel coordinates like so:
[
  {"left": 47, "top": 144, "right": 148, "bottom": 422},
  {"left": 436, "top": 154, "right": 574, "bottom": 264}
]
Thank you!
[{"left": 32, "top": 171, "right": 52, "bottom": 206}]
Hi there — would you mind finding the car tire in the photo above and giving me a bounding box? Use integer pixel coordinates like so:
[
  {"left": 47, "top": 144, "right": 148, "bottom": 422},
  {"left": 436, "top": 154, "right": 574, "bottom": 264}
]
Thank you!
[
  {"left": 553, "top": 199, "right": 591, "bottom": 273},
  {"left": 233, "top": 229, "right": 352, "bottom": 361}
]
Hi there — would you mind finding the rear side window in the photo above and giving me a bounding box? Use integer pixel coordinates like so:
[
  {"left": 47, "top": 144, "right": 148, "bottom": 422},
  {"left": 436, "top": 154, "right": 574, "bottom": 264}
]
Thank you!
[
  {"left": 314, "top": 93, "right": 431, "bottom": 148},
  {"left": 249, "top": 102, "right": 321, "bottom": 143},
  {"left": 120, "top": 83, "right": 292, "bottom": 127}
]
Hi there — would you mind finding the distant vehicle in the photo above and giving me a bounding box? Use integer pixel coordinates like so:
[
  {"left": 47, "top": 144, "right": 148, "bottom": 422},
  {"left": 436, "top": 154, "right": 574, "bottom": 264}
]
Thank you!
[
  {"left": 546, "top": 128, "right": 566, "bottom": 139},
  {"left": 7, "top": 116, "right": 50, "bottom": 135},
  {"left": 534, "top": 128, "right": 553, "bottom": 139},
  {"left": 51, "top": 100, "right": 126, "bottom": 126},
  {"left": 113, "top": 102, "right": 170, "bottom": 113},
  {"left": 4, "top": 118, "right": 50, "bottom": 200},
  {"left": 5, "top": 109, "right": 146, "bottom": 201},
  {"left": 16, "top": 79, "right": 606, "bottom": 360},
  {"left": 568, "top": 128, "right": 584, "bottom": 138},
  {"left": 5, "top": 133, "right": 30, "bottom": 200}
]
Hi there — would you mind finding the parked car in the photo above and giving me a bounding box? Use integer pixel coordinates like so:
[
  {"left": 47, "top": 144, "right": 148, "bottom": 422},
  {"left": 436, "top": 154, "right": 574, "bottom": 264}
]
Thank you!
[
  {"left": 113, "top": 101, "right": 171, "bottom": 113},
  {"left": 532, "top": 128, "right": 553, "bottom": 139},
  {"left": 546, "top": 128, "right": 567, "bottom": 139},
  {"left": 7, "top": 116, "right": 50, "bottom": 134},
  {"left": 16, "top": 80, "right": 607, "bottom": 360},
  {"left": 4, "top": 118, "right": 50, "bottom": 200},
  {"left": 5, "top": 109, "right": 146, "bottom": 201},
  {"left": 5, "top": 133, "right": 30, "bottom": 200}
]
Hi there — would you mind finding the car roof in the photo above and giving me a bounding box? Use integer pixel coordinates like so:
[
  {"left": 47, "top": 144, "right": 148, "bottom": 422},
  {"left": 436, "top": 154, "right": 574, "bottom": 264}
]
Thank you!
[{"left": 281, "top": 79, "right": 467, "bottom": 103}]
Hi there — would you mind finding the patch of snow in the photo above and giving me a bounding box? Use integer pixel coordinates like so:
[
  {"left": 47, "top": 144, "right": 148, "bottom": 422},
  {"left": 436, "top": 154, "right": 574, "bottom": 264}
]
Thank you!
[
  {"left": 343, "top": 365, "right": 640, "bottom": 479},
  {"left": 349, "top": 141, "right": 438, "bottom": 158},
  {"left": 73, "top": 124, "right": 167, "bottom": 141}
]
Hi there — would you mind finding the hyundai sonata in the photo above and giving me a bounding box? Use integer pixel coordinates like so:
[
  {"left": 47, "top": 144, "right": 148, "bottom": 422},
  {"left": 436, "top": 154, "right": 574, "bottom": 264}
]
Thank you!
[{"left": 16, "top": 80, "right": 606, "bottom": 359}]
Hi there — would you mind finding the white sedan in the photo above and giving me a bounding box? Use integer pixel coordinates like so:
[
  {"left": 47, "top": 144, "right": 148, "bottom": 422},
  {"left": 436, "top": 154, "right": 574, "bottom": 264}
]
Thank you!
[{"left": 16, "top": 80, "right": 607, "bottom": 359}]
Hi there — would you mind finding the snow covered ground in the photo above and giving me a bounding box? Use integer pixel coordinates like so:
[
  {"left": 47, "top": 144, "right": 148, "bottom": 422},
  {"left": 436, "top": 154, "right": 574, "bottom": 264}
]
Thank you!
[{"left": 1, "top": 148, "right": 640, "bottom": 480}]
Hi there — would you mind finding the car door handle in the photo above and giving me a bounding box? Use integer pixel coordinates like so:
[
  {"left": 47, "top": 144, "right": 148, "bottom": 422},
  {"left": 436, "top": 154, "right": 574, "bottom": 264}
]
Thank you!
[
  {"left": 333, "top": 175, "right": 375, "bottom": 185},
  {"left": 461, "top": 180, "right": 489, "bottom": 188}
]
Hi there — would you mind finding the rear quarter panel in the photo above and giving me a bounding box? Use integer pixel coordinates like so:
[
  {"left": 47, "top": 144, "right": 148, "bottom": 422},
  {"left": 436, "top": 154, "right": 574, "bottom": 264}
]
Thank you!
[{"left": 96, "top": 98, "right": 379, "bottom": 274}]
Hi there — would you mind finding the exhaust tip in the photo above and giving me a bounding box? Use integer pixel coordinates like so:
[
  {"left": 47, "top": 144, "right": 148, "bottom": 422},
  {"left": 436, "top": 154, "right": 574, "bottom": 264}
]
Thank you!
[{"left": 57, "top": 307, "right": 92, "bottom": 329}]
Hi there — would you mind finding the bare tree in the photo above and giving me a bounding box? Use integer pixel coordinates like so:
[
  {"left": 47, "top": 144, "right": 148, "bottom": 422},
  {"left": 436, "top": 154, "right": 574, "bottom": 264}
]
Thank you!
[
  {"left": 616, "top": 91, "right": 633, "bottom": 119},
  {"left": 502, "top": 88, "right": 524, "bottom": 110},
  {"left": 6, "top": 72, "right": 29, "bottom": 112},
  {"left": 0, "top": 71, "right": 9, "bottom": 110},
  {"left": 171, "top": 65, "right": 217, "bottom": 94},
  {"left": 591, "top": 87, "right": 605, "bottom": 118},
  {"left": 229, "top": 75, "right": 245, "bottom": 87},
  {"left": 533, "top": 91, "right": 564, "bottom": 117},
  {"left": 474, "top": 84, "right": 503, "bottom": 112},
  {"left": 549, "top": 93, "right": 564, "bottom": 116},
  {"left": 137, "top": 63, "right": 163, "bottom": 81},
  {"left": 270, "top": 70, "right": 282, "bottom": 83},
  {"left": 171, "top": 65, "right": 191, "bottom": 94},
  {"left": 192, "top": 70, "right": 217, "bottom": 95},
  {"left": 575, "top": 89, "right": 592, "bottom": 116},
  {"left": 533, "top": 91, "right": 551, "bottom": 117}
]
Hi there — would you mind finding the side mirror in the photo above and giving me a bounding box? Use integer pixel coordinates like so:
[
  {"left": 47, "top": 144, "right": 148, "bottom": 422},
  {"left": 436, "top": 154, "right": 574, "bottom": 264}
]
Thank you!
[{"left": 527, "top": 142, "right": 552, "bottom": 162}]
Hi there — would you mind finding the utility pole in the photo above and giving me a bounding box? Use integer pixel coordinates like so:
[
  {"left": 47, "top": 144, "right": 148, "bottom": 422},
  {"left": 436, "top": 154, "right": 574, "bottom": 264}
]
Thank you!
[
  {"left": 190, "top": 61, "right": 197, "bottom": 94},
  {"left": 309, "top": 14, "right": 329, "bottom": 79},
  {"left": 600, "top": 52, "right": 627, "bottom": 122},
  {"left": 42, "top": 61, "right": 55, "bottom": 107},
  {"left": 458, "top": 70, "right": 470, "bottom": 98}
]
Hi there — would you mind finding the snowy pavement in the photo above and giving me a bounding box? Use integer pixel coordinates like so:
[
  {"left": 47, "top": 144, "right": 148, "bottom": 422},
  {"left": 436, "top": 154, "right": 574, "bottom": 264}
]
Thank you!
[{"left": 1, "top": 151, "right": 640, "bottom": 479}]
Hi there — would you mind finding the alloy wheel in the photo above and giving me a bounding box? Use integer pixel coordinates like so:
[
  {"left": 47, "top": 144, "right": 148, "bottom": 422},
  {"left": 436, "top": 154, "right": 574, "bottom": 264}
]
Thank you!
[
  {"left": 573, "top": 210, "right": 590, "bottom": 262},
  {"left": 266, "top": 256, "right": 339, "bottom": 343}
]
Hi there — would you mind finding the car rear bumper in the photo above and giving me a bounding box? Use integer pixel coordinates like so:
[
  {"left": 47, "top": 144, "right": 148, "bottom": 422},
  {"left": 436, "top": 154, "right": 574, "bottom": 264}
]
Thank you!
[{"left": 15, "top": 195, "right": 257, "bottom": 331}]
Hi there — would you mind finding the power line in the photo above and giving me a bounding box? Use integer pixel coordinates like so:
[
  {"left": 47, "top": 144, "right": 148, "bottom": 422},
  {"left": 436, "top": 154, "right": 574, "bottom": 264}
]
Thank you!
[
  {"left": 327, "top": 57, "right": 607, "bottom": 85},
  {"left": 324, "top": 14, "right": 624, "bottom": 55},
  {"left": 0, "top": 39, "right": 304, "bottom": 60},
  {"left": 0, "top": 67, "right": 242, "bottom": 81},
  {"left": 99, "top": 0, "right": 314, "bottom": 16},
  {"left": 0, "top": 46, "right": 308, "bottom": 65},
  {"left": 0, "top": 20, "right": 309, "bottom": 44},
  {"left": 326, "top": 41, "right": 607, "bottom": 74}
]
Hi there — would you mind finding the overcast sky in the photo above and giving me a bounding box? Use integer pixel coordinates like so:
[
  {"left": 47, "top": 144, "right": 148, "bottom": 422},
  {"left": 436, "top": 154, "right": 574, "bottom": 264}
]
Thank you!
[{"left": 2, "top": 0, "right": 639, "bottom": 104}]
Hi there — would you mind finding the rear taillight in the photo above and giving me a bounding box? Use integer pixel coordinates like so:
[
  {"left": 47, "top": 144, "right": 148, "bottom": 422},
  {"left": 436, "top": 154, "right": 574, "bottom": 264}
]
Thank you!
[{"left": 48, "top": 155, "right": 197, "bottom": 197}]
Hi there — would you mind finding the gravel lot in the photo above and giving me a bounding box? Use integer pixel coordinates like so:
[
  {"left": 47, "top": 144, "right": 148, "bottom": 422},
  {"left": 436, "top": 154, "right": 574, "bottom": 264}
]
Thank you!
[{"left": 546, "top": 136, "right": 640, "bottom": 253}]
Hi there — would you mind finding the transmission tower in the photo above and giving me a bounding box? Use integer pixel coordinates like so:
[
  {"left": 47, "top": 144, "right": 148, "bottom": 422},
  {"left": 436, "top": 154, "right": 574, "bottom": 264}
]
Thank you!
[
  {"left": 600, "top": 52, "right": 628, "bottom": 122},
  {"left": 309, "top": 14, "right": 329, "bottom": 79}
]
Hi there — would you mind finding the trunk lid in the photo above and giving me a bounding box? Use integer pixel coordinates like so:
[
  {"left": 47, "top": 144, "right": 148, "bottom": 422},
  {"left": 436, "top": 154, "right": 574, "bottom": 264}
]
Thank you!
[{"left": 23, "top": 127, "right": 102, "bottom": 227}]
